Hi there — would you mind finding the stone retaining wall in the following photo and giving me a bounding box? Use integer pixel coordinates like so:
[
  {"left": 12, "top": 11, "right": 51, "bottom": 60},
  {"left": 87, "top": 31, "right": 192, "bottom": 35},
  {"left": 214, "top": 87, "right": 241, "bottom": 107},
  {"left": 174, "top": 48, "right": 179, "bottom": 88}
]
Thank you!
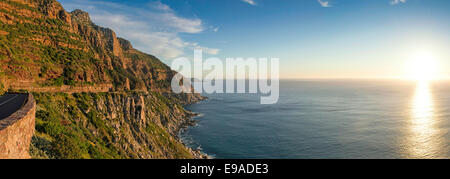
[{"left": 0, "top": 94, "right": 36, "bottom": 159}]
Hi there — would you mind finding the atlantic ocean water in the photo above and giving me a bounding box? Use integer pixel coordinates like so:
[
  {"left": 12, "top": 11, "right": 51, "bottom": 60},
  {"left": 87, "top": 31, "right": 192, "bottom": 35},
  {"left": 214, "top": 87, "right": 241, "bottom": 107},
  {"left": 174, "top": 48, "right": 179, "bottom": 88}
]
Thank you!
[{"left": 180, "top": 80, "right": 450, "bottom": 159}]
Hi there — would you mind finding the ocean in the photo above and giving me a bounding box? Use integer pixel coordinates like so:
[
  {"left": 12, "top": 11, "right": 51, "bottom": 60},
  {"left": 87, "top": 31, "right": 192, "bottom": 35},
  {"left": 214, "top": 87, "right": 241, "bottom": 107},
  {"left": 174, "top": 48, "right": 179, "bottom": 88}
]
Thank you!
[{"left": 180, "top": 80, "right": 450, "bottom": 159}]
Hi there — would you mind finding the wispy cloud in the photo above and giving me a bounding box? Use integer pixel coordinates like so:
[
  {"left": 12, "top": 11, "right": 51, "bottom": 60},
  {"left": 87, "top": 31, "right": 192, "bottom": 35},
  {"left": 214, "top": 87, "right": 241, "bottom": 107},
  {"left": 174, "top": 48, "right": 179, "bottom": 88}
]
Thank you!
[
  {"left": 185, "top": 42, "right": 220, "bottom": 55},
  {"left": 211, "top": 26, "right": 219, "bottom": 32},
  {"left": 242, "top": 0, "right": 257, "bottom": 6},
  {"left": 317, "top": 0, "right": 331, "bottom": 7},
  {"left": 153, "top": 1, "right": 171, "bottom": 11},
  {"left": 60, "top": 0, "right": 218, "bottom": 60},
  {"left": 391, "top": 0, "right": 407, "bottom": 5},
  {"left": 317, "top": 0, "right": 405, "bottom": 7}
]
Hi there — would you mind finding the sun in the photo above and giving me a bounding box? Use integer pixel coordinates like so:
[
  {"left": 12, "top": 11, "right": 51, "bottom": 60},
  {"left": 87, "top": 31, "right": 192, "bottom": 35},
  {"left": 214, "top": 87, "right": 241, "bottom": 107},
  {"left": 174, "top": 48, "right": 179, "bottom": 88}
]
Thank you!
[{"left": 406, "top": 51, "right": 438, "bottom": 82}]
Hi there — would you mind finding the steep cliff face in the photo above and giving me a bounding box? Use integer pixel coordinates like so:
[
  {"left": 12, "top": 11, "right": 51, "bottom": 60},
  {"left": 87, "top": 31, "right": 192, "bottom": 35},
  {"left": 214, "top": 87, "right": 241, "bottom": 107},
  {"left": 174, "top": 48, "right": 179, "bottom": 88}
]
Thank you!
[
  {"left": 31, "top": 92, "right": 205, "bottom": 159},
  {"left": 0, "top": 0, "right": 176, "bottom": 92}
]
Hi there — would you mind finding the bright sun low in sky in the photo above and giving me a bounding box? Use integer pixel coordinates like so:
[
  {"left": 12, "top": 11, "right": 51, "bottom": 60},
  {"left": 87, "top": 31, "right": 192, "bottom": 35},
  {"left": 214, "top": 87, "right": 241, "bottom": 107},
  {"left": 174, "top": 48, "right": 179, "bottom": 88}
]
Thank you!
[
  {"left": 405, "top": 51, "right": 440, "bottom": 81},
  {"left": 59, "top": 0, "right": 450, "bottom": 79}
]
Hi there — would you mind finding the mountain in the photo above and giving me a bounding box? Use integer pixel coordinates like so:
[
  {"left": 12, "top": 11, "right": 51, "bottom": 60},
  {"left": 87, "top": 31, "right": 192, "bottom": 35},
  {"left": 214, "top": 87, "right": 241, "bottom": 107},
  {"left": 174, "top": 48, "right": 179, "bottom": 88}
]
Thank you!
[
  {"left": 0, "top": 0, "right": 177, "bottom": 91},
  {"left": 0, "top": 0, "right": 205, "bottom": 159}
]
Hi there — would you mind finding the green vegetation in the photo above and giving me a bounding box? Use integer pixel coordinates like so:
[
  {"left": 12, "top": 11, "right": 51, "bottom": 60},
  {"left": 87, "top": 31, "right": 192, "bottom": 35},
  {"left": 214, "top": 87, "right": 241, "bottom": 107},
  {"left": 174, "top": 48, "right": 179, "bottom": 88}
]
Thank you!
[
  {"left": 31, "top": 93, "right": 123, "bottom": 159},
  {"left": 144, "top": 122, "right": 193, "bottom": 158},
  {"left": 5, "top": 0, "right": 41, "bottom": 13},
  {"left": 0, "top": 0, "right": 98, "bottom": 87},
  {"left": 31, "top": 92, "right": 195, "bottom": 159},
  {"left": 0, "top": 82, "right": 4, "bottom": 95},
  {"left": 0, "top": 70, "right": 5, "bottom": 95}
]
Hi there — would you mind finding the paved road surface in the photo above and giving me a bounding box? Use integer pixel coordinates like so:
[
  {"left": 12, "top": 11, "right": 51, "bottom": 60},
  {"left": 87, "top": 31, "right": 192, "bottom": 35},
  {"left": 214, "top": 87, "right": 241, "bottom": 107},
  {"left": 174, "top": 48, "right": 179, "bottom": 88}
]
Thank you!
[{"left": 0, "top": 93, "right": 28, "bottom": 120}]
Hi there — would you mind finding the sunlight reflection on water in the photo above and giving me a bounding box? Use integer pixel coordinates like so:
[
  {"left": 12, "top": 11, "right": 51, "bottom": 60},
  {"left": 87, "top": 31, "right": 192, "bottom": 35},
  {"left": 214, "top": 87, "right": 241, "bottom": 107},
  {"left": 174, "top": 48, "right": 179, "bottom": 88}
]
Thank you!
[
  {"left": 408, "top": 81, "right": 443, "bottom": 158},
  {"left": 183, "top": 80, "right": 449, "bottom": 158}
]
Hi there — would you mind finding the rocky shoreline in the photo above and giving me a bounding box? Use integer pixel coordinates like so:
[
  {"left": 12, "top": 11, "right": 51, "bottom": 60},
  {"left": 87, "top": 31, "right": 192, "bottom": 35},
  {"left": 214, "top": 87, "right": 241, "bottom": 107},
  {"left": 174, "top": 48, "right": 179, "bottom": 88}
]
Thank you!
[{"left": 177, "top": 102, "right": 212, "bottom": 159}]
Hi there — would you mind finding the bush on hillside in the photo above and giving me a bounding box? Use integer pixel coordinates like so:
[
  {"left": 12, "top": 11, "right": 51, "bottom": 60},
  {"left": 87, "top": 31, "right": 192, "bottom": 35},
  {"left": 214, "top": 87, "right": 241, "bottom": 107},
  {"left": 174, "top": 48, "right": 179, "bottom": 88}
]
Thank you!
[{"left": 0, "top": 82, "right": 4, "bottom": 95}]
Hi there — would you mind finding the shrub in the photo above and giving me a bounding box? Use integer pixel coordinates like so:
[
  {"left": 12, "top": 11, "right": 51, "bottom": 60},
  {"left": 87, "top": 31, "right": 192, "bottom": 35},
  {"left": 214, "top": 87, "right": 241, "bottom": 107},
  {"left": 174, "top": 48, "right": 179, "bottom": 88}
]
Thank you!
[
  {"left": 0, "top": 82, "right": 4, "bottom": 95},
  {"left": 51, "top": 134, "right": 84, "bottom": 159},
  {"left": 29, "top": 135, "right": 53, "bottom": 159}
]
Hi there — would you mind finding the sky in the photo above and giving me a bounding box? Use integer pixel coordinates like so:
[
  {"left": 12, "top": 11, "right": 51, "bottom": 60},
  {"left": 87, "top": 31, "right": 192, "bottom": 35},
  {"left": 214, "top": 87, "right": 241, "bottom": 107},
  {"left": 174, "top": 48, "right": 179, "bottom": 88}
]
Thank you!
[{"left": 59, "top": 0, "right": 450, "bottom": 79}]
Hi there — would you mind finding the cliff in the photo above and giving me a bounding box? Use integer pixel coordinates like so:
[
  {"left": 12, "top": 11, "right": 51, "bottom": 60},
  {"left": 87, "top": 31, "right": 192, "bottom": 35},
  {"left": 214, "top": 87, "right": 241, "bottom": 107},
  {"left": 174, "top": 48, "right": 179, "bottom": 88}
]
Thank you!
[
  {"left": 0, "top": 0, "right": 177, "bottom": 92},
  {"left": 0, "top": 0, "right": 205, "bottom": 159},
  {"left": 30, "top": 92, "right": 204, "bottom": 159}
]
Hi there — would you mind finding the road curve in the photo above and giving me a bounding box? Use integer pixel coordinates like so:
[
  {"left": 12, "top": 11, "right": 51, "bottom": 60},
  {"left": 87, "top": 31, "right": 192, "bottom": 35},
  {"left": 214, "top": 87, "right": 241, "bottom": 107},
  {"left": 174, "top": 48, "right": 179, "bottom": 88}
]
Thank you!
[{"left": 0, "top": 93, "right": 28, "bottom": 120}]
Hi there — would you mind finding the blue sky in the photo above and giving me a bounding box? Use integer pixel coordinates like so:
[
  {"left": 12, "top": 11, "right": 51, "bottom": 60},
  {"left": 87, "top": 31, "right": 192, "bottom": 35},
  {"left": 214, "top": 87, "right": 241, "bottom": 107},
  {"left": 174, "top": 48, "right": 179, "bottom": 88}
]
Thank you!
[{"left": 59, "top": 0, "right": 450, "bottom": 79}]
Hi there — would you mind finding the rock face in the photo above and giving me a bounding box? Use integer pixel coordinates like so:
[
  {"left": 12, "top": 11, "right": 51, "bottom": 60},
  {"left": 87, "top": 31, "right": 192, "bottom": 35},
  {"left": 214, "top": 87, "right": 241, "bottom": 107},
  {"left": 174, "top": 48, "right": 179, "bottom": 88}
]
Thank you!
[
  {"left": 31, "top": 92, "right": 205, "bottom": 159},
  {"left": 0, "top": 0, "right": 177, "bottom": 93},
  {"left": 0, "top": 94, "right": 36, "bottom": 159},
  {"left": 70, "top": 9, "right": 89, "bottom": 25}
]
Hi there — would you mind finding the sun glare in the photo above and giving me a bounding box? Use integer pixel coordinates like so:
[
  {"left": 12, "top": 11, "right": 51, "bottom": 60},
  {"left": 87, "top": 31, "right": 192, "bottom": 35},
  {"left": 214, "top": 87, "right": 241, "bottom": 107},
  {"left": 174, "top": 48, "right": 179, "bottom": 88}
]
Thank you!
[{"left": 406, "top": 52, "right": 439, "bottom": 82}]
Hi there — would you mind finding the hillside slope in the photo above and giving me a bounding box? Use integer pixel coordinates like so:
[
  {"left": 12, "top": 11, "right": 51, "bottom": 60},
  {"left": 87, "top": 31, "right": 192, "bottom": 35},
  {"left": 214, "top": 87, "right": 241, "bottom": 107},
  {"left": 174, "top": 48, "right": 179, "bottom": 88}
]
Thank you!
[
  {"left": 0, "top": 0, "right": 205, "bottom": 159},
  {"left": 30, "top": 92, "right": 204, "bottom": 159},
  {"left": 0, "top": 0, "right": 176, "bottom": 92}
]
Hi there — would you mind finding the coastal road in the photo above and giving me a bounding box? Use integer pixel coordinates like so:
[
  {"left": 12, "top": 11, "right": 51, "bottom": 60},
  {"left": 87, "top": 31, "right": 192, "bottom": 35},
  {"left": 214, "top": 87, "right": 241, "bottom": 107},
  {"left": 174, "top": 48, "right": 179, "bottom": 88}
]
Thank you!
[{"left": 0, "top": 93, "right": 28, "bottom": 120}]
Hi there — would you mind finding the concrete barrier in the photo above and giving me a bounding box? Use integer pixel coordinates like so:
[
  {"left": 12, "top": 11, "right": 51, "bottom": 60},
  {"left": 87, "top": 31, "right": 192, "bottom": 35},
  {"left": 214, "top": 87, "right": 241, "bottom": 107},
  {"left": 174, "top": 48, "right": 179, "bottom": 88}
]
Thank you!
[{"left": 0, "top": 94, "right": 36, "bottom": 159}]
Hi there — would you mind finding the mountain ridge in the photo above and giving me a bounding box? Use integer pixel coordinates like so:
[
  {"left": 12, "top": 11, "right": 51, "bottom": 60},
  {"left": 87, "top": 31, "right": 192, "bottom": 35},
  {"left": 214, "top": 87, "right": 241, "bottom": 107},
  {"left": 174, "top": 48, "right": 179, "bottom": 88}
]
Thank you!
[{"left": 0, "top": 0, "right": 179, "bottom": 93}]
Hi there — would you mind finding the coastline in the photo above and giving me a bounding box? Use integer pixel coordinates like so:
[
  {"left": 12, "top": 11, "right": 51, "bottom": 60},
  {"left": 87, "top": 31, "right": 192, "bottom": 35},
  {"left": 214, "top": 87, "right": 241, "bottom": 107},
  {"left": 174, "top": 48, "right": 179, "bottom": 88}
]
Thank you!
[
  {"left": 177, "top": 96, "right": 211, "bottom": 159},
  {"left": 179, "top": 111, "right": 211, "bottom": 159}
]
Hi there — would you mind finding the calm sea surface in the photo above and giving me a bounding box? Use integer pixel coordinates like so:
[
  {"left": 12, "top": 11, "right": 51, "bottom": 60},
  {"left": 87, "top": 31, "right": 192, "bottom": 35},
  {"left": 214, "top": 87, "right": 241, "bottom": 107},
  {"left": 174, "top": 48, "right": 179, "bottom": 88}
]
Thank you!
[{"left": 180, "top": 80, "right": 450, "bottom": 159}]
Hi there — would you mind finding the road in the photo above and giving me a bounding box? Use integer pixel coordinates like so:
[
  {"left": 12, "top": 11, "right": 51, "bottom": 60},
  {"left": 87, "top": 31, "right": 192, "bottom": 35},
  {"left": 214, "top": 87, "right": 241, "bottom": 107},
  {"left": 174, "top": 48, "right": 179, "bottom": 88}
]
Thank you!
[{"left": 0, "top": 93, "right": 28, "bottom": 120}]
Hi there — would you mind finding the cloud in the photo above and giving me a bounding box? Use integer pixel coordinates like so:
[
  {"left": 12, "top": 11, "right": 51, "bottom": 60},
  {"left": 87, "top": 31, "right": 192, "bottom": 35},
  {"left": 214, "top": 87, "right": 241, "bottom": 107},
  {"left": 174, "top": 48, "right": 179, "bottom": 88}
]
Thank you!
[
  {"left": 185, "top": 42, "right": 220, "bottom": 55},
  {"left": 391, "top": 0, "right": 407, "bottom": 5},
  {"left": 317, "top": 0, "right": 331, "bottom": 7},
  {"left": 60, "top": 0, "right": 218, "bottom": 60},
  {"left": 242, "top": 0, "right": 257, "bottom": 6},
  {"left": 158, "top": 12, "right": 203, "bottom": 33},
  {"left": 152, "top": 1, "right": 171, "bottom": 11},
  {"left": 211, "top": 26, "right": 219, "bottom": 32},
  {"left": 94, "top": 14, "right": 186, "bottom": 58}
]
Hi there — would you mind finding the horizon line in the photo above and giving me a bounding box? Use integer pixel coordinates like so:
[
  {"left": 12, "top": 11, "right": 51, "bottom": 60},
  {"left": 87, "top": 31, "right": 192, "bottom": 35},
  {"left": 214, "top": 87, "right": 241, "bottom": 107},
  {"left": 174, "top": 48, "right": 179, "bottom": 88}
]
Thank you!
[{"left": 187, "top": 77, "right": 450, "bottom": 81}]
